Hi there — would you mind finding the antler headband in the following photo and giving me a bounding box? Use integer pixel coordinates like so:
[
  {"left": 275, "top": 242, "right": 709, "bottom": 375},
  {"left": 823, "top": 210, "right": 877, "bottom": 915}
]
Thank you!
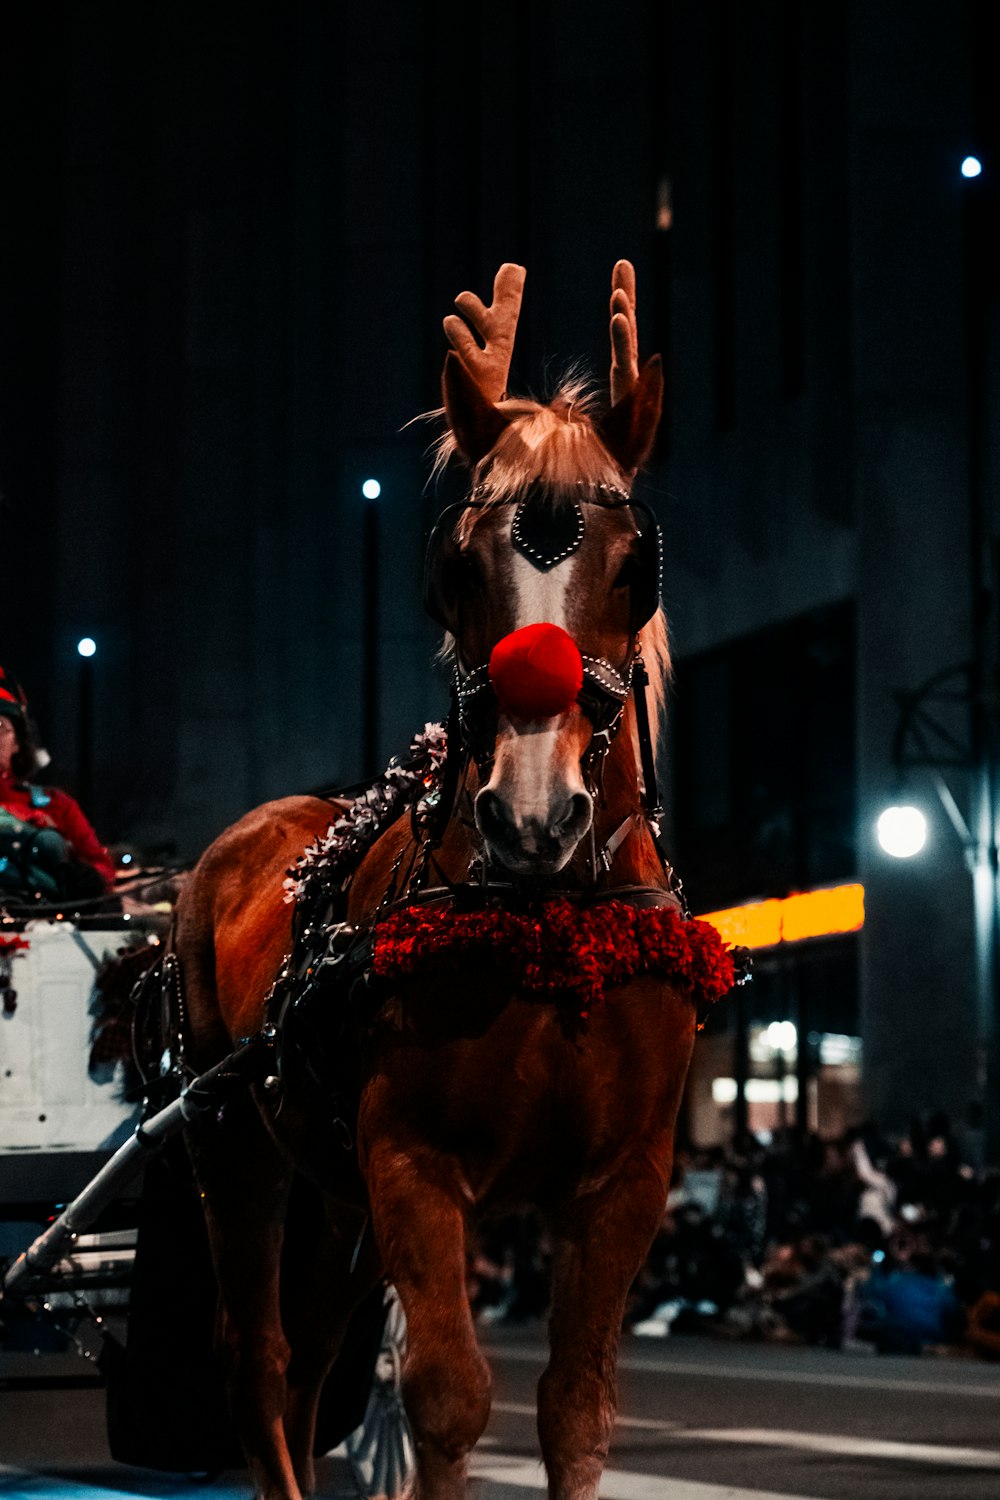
[{"left": 442, "top": 262, "right": 527, "bottom": 404}]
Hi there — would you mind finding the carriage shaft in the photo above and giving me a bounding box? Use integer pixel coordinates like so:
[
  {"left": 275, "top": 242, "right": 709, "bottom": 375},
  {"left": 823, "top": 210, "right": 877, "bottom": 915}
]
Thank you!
[{"left": 2, "top": 1037, "right": 268, "bottom": 1297}]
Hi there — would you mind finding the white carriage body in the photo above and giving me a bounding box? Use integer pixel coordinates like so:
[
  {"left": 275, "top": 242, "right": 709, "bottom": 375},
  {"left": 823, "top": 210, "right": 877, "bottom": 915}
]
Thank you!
[{"left": 1, "top": 920, "right": 138, "bottom": 1164}]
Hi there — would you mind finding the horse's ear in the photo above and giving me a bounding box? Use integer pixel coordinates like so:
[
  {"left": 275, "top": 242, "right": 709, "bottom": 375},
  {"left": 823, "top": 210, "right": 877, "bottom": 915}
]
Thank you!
[
  {"left": 597, "top": 354, "right": 663, "bottom": 474},
  {"left": 442, "top": 350, "right": 512, "bottom": 465}
]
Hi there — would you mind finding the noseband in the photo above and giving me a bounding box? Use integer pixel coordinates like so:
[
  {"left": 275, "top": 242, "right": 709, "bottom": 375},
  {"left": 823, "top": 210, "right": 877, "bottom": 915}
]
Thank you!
[{"left": 453, "top": 643, "right": 635, "bottom": 779}]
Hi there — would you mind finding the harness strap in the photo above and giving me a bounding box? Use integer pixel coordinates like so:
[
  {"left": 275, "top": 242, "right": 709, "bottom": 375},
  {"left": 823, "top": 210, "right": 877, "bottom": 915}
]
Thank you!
[
  {"left": 373, "top": 880, "right": 685, "bottom": 920},
  {"left": 425, "top": 692, "right": 466, "bottom": 846},
  {"left": 631, "top": 652, "right": 661, "bottom": 815},
  {"left": 602, "top": 813, "right": 638, "bottom": 864}
]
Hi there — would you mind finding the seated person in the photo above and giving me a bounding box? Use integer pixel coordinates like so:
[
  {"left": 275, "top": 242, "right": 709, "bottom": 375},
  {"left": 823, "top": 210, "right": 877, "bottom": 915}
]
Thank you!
[
  {"left": 0, "top": 667, "right": 115, "bottom": 901},
  {"left": 858, "top": 1248, "right": 963, "bottom": 1354}
]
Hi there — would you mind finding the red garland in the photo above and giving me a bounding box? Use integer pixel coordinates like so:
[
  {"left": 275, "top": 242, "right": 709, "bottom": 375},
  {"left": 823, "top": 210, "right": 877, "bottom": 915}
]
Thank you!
[
  {"left": 0, "top": 936, "right": 29, "bottom": 955},
  {"left": 372, "top": 898, "right": 735, "bottom": 1019}
]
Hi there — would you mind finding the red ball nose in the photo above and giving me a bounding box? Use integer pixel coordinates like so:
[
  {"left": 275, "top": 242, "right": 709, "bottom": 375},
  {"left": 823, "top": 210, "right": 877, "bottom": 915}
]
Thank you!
[{"left": 488, "top": 623, "right": 584, "bottom": 720}]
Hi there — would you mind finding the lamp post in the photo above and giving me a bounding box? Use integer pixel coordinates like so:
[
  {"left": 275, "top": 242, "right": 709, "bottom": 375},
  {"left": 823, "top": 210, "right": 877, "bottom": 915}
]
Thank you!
[
  {"left": 963, "top": 147, "right": 1000, "bottom": 1167},
  {"left": 76, "top": 637, "right": 96, "bottom": 812},
  {"left": 875, "top": 152, "right": 1000, "bottom": 1161},
  {"left": 880, "top": 666, "right": 1000, "bottom": 1162},
  {"left": 361, "top": 479, "right": 381, "bottom": 775}
]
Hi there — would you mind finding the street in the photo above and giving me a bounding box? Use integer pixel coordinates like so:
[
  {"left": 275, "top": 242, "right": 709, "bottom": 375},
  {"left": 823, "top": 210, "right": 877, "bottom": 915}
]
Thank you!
[{"left": 2, "top": 1324, "right": 999, "bottom": 1499}]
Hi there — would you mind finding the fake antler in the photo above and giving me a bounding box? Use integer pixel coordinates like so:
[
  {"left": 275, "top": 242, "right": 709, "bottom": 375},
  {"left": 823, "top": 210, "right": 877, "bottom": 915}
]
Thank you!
[
  {"left": 443, "top": 263, "right": 526, "bottom": 404},
  {"left": 609, "top": 259, "right": 639, "bottom": 406},
  {"left": 599, "top": 258, "right": 663, "bottom": 474}
]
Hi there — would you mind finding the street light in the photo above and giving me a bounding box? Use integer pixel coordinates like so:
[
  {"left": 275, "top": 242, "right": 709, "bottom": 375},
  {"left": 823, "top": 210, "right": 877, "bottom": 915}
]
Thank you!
[
  {"left": 884, "top": 658, "right": 1000, "bottom": 1160},
  {"left": 876, "top": 804, "right": 928, "bottom": 859}
]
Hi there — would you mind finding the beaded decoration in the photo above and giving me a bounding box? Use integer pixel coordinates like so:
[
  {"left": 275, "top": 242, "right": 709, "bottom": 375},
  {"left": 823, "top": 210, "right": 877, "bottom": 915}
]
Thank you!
[{"left": 283, "top": 722, "right": 449, "bottom": 904}]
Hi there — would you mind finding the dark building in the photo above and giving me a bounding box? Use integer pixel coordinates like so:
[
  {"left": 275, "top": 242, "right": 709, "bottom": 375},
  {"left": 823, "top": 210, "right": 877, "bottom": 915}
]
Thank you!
[{"left": 2, "top": 3, "right": 998, "bottom": 1146}]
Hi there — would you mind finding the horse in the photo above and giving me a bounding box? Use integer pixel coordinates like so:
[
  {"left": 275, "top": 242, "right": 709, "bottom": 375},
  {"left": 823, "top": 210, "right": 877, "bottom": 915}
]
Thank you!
[{"left": 171, "top": 260, "right": 734, "bottom": 1500}]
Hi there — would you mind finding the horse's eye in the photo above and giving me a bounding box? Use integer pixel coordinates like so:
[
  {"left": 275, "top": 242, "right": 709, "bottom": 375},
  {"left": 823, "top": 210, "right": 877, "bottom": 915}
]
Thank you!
[{"left": 612, "top": 557, "right": 635, "bottom": 591}]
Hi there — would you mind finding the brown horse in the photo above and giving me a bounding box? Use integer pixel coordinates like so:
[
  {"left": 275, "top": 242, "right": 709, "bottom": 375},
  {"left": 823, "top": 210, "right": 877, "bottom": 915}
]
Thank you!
[{"left": 172, "top": 262, "right": 716, "bottom": 1500}]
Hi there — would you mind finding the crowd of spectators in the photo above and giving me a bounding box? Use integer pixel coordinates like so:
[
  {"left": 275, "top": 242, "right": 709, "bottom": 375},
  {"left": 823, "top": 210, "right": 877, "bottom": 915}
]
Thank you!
[{"left": 468, "top": 1112, "right": 1000, "bottom": 1360}]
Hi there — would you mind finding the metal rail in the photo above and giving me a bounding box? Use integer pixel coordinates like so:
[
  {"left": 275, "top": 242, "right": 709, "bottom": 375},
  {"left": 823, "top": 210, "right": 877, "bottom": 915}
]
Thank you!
[{"left": 1, "top": 1037, "right": 269, "bottom": 1299}]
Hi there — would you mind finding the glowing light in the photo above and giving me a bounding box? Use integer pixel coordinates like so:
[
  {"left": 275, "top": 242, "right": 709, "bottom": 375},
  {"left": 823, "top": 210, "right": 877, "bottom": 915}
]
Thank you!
[
  {"left": 876, "top": 805, "right": 927, "bottom": 858},
  {"left": 77, "top": 637, "right": 96, "bottom": 658},
  {"left": 819, "top": 1033, "right": 862, "bottom": 1066},
  {"left": 700, "top": 883, "right": 865, "bottom": 949},
  {"left": 711, "top": 1076, "right": 799, "bottom": 1105},
  {"left": 361, "top": 478, "right": 382, "bottom": 500},
  {"left": 766, "top": 1020, "right": 798, "bottom": 1055},
  {"left": 961, "top": 156, "right": 982, "bottom": 179},
  {"left": 121, "top": 853, "right": 133, "bottom": 865}
]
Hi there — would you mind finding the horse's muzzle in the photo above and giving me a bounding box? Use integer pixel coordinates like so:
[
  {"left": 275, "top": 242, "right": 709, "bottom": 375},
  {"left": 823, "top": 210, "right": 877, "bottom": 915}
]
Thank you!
[{"left": 475, "top": 788, "right": 593, "bottom": 874}]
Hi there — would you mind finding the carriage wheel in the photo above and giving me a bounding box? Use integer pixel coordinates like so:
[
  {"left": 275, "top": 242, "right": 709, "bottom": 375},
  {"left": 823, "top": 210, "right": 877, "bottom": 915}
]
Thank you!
[{"left": 344, "top": 1285, "right": 414, "bottom": 1499}]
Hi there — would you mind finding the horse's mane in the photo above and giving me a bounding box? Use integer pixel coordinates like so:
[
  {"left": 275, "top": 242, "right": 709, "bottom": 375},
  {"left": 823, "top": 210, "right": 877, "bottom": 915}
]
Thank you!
[
  {"left": 428, "top": 374, "right": 672, "bottom": 751},
  {"left": 634, "top": 609, "right": 671, "bottom": 753},
  {"left": 428, "top": 373, "right": 614, "bottom": 495}
]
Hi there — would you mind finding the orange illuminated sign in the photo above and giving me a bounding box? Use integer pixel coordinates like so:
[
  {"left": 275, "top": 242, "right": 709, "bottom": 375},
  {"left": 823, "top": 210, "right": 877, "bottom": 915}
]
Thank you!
[{"left": 699, "top": 883, "right": 865, "bottom": 950}]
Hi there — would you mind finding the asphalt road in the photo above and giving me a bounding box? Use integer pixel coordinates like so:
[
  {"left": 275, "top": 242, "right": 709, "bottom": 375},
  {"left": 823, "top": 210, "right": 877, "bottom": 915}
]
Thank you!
[{"left": 2, "top": 1324, "right": 999, "bottom": 1499}]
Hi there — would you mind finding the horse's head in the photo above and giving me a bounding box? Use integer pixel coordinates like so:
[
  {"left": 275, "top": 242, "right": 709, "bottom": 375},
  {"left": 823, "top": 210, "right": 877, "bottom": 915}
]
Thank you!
[{"left": 425, "top": 262, "right": 668, "bottom": 877}]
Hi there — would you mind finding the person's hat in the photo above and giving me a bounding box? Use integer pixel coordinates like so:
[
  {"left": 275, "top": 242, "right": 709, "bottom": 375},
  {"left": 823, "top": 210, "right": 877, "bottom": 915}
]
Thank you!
[{"left": 0, "top": 667, "right": 28, "bottom": 723}]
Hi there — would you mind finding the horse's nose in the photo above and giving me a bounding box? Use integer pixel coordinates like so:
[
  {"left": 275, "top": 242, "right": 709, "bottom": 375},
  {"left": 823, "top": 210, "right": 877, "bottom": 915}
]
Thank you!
[
  {"left": 475, "top": 788, "right": 593, "bottom": 856},
  {"left": 476, "top": 789, "right": 517, "bottom": 847},
  {"left": 552, "top": 791, "right": 593, "bottom": 843}
]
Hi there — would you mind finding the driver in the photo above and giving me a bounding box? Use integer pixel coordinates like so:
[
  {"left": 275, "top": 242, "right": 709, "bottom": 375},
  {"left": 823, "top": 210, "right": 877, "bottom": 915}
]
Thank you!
[{"left": 0, "top": 667, "right": 115, "bottom": 900}]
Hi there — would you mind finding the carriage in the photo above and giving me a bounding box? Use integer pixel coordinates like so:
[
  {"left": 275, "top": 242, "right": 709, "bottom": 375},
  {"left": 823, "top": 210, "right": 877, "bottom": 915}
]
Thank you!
[
  {"left": 3, "top": 260, "right": 742, "bottom": 1500},
  {"left": 0, "top": 910, "right": 145, "bottom": 1350},
  {"left": 0, "top": 903, "right": 412, "bottom": 1495}
]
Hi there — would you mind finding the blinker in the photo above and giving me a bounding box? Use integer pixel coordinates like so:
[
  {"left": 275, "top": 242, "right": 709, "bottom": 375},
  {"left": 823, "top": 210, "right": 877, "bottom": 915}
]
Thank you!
[{"left": 423, "top": 493, "right": 663, "bottom": 633}]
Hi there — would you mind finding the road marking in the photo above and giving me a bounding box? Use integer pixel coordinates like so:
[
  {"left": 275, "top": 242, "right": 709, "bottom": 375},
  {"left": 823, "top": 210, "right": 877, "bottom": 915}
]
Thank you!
[
  {"left": 492, "top": 1403, "right": 1000, "bottom": 1470},
  {"left": 485, "top": 1342, "right": 1000, "bottom": 1401},
  {"left": 495, "top": 1399, "right": 683, "bottom": 1433},
  {"left": 686, "top": 1428, "right": 1000, "bottom": 1469},
  {"left": 472, "top": 1455, "right": 825, "bottom": 1500}
]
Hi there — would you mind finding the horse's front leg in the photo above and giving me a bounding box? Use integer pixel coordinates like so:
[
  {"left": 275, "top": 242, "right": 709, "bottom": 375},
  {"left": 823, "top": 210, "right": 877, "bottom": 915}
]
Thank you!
[
  {"left": 186, "top": 1089, "right": 298, "bottom": 1500},
  {"left": 364, "top": 1139, "right": 491, "bottom": 1500},
  {"left": 539, "top": 1151, "right": 672, "bottom": 1500}
]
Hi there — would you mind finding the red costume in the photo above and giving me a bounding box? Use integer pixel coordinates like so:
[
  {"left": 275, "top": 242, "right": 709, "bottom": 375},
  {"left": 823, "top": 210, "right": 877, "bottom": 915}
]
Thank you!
[{"left": 0, "top": 770, "right": 116, "bottom": 892}]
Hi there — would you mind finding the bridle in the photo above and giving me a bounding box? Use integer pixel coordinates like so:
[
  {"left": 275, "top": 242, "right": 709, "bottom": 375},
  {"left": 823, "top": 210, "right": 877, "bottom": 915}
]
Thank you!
[
  {"left": 449, "top": 648, "right": 635, "bottom": 782},
  {"left": 423, "top": 480, "right": 663, "bottom": 786}
]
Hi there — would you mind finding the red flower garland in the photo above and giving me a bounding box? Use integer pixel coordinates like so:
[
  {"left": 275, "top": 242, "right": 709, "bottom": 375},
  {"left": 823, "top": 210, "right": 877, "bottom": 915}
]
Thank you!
[
  {"left": 0, "top": 936, "right": 29, "bottom": 955},
  {"left": 372, "top": 898, "right": 735, "bottom": 1019}
]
